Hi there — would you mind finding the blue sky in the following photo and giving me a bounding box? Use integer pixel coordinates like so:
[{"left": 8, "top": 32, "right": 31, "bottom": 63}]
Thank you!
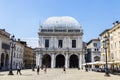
[{"left": 0, "top": 0, "right": 120, "bottom": 47}]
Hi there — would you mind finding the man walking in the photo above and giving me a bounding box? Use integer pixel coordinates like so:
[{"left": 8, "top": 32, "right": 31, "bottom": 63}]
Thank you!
[{"left": 17, "top": 65, "right": 22, "bottom": 75}]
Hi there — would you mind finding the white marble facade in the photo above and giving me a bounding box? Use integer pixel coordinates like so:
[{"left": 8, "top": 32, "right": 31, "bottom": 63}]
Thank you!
[
  {"left": 36, "top": 16, "right": 85, "bottom": 68},
  {"left": 12, "top": 41, "right": 24, "bottom": 69}
]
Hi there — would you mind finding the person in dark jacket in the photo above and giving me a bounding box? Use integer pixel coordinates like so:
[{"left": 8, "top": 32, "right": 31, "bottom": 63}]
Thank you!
[
  {"left": 17, "top": 65, "right": 22, "bottom": 75},
  {"left": 37, "top": 65, "right": 40, "bottom": 75},
  {"left": 63, "top": 65, "right": 66, "bottom": 74}
]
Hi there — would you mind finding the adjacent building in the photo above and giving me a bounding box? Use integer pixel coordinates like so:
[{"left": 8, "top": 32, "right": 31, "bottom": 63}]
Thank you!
[
  {"left": 12, "top": 39, "right": 24, "bottom": 69},
  {"left": 109, "top": 22, "right": 120, "bottom": 64},
  {"left": 0, "top": 29, "right": 35, "bottom": 70},
  {"left": 99, "top": 21, "right": 120, "bottom": 69},
  {"left": 0, "top": 29, "right": 10, "bottom": 70},
  {"left": 99, "top": 29, "right": 110, "bottom": 62},
  {"left": 22, "top": 42, "right": 34, "bottom": 69},
  {"left": 87, "top": 39, "right": 101, "bottom": 68}
]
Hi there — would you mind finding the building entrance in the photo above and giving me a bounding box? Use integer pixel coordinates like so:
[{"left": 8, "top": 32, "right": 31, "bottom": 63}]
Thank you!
[
  {"left": 42, "top": 54, "right": 51, "bottom": 68},
  {"left": 69, "top": 54, "right": 78, "bottom": 68},
  {"left": 0, "top": 53, "right": 4, "bottom": 69},
  {"left": 56, "top": 54, "right": 65, "bottom": 68}
]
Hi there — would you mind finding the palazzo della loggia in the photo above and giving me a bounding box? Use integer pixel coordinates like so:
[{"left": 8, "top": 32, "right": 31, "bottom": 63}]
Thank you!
[{"left": 35, "top": 16, "right": 85, "bottom": 68}]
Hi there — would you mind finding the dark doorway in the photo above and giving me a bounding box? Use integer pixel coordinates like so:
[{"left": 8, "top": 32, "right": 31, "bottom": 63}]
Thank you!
[
  {"left": 1, "top": 53, "right": 4, "bottom": 69},
  {"left": 56, "top": 54, "right": 65, "bottom": 68},
  {"left": 42, "top": 54, "right": 51, "bottom": 68},
  {"left": 69, "top": 54, "right": 78, "bottom": 68},
  {"left": 5, "top": 54, "right": 9, "bottom": 70}
]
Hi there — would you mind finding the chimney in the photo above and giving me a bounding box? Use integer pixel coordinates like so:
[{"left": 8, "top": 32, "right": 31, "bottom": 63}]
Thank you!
[
  {"left": 18, "top": 38, "right": 20, "bottom": 42},
  {"left": 2, "top": 29, "right": 5, "bottom": 31},
  {"left": 116, "top": 20, "right": 119, "bottom": 24},
  {"left": 113, "top": 23, "right": 115, "bottom": 25}
]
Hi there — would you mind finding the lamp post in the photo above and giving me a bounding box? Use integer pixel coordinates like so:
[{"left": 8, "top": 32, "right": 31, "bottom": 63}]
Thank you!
[
  {"left": 102, "top": 35, "right": 110, "bottom": 77},
  {"left": 8, "top": 35, "right": 16, "bottom": 75},
  {"left": 111, "top": 53, "right": 114, "bottom": 74}
]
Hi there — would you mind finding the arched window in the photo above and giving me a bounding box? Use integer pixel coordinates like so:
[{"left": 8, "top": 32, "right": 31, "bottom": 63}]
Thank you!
[{"left": 94, "top": 56, "right": 100, "bottom": 61}]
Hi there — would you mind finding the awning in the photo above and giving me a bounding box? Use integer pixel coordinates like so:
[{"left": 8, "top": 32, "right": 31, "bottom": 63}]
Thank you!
[{"left": 82, "top": 61, "right": 120, "bottom": 66}]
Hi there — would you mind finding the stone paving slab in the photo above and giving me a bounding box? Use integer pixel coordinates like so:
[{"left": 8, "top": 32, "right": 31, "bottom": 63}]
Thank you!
[{"left": 0, "top": 69, "right": 120, "bottom": 80}]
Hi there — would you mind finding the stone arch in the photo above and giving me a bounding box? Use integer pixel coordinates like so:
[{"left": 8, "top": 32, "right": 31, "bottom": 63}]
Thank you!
[
  {"left": 42, "top": 54, "right": 51, "bottom": 68},
  {"left": 69, "top": 54, "right": 79, "bottom": 68},
  {"left": 69, "top": 53, "right": 79, "bottom": 58},
  {"left": 55, "top": 53, "right": 65, "bottom": 58},
  {"left": 55, "top": 54, "right": 65, "bottom": 68}
]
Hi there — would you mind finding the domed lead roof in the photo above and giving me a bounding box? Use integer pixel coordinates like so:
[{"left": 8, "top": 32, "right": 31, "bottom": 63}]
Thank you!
[{"left": 42, "top": 16, "right": 80, "bottom": 29}]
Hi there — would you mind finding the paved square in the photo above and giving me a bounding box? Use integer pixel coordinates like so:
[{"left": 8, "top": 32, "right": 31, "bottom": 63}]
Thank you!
[{"left": 0, "top": 69, "right": 119, "bottom": 80}]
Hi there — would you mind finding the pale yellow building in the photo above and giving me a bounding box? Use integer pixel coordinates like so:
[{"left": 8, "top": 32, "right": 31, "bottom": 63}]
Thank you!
[
  {"left": 23, "top": 43, "right": 34, "bottom": 69},
  {"left": 99, "top": 22, "right": 120, "bottom": 70},
  {"left": 18, "top": 41, "right": 33, "bottom": 69},
  {"left": 99, "top": 29, "right": 110, "bottom": 62},
  {"left": 109, "top": 22, "right": 120, "bottom": 65}
]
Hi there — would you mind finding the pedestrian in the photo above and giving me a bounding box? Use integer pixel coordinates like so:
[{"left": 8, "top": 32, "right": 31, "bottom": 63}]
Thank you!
[
  {"left": 17, "top": 65, "right": 22, "bottom": 75},
  {"left": 41, "top": 65, "right": 43, "bottom": 70},
  {"left": 63, "top": 65, "right": 66, "bottom": 74},
  {"left": 37, "top": 65, "right": 40, "bottom": 75},
  {"left": 43, "top": 65, "right": 47, "bottom": 73}
]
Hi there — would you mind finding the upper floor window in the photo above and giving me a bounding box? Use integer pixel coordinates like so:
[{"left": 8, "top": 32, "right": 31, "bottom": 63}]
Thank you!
[
  {"left": 111, "top": 53, "right": 114, "bottom": 59},
  {"left": 93, "top": 43, "right": 97, "bottom": 47},
  {"left": 118, "top": 32, "right": 120, "bottom": 37},
  {"left": 58, "top": 40, "right": 63, "bottom": 48},
  {"left": 72, "top": 40, "right": 76, "bottom": 48},
  {"left": 114, "top": 42, "right": 116, "bottom": 48},
  {"left": 111, "top": 44, "right": 113, "bottom": 50},
  {"left": 94, "top": 49, "right": 96, "bottom": 51},
  {"left": 110, "top": 36, "right": 113, "bottom": 41},
  {"left": 45, "top": 39, "right": 49, "bottom": 48}
]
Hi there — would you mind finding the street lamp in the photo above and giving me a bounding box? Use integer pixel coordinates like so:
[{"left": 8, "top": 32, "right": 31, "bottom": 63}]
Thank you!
[
  {"left": 112, "top": 59, "right": 115, "bottom": 74},
  {"left": 8, "top": 35, "right": 16, "bottom": 75},
  {"left": 111, "top": 53, "right": 114, "bottom": 74},
  {"left": 102, "top": 35, "right": 110, "bottom": 77}
]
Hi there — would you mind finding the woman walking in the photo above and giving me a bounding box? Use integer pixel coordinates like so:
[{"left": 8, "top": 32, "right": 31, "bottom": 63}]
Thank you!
[
  {"left": 43, "top": 65, "right": 47, "bottom": 73},
  {"left": 37, "top": 65, "right": 40, "bottom": 75},
  {"left": 63, "top": 65, "right": 66, "bottom": 74}
]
